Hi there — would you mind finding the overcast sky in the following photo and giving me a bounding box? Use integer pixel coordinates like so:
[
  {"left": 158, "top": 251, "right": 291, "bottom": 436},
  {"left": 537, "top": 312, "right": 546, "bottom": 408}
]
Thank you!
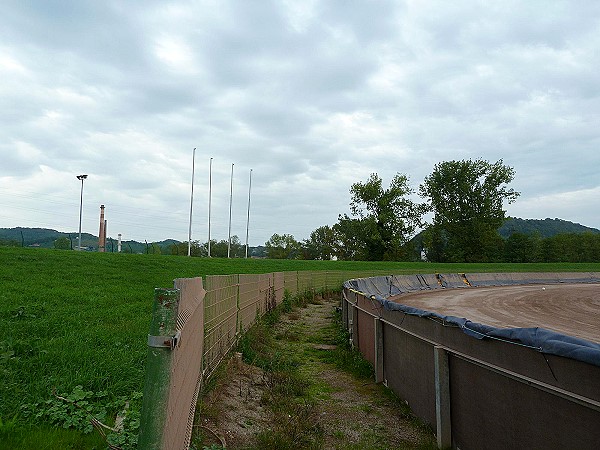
[{"left": 1, "top": 1, "right": 599, "bottom": 246}]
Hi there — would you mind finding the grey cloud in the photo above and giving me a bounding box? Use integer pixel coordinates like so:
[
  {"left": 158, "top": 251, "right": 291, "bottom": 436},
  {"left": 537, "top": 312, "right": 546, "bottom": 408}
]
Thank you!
[{"left": 2, "top": 1, "right": 600, "bottom": 244}]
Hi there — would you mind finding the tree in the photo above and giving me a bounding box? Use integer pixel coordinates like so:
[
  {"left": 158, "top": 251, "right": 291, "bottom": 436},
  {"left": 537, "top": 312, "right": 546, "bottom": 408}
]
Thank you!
[
  {"left": 303, "top": 225, "right": 336, "bottom": 260},
  {"left": 541, "top": 232, "right": 600, "bottom": 262},
  {"left": 419, "top": 159, "right": 520, "bottom": 262},
  {"left": 169, "top": 240, "right": 207, "bottom": 257},
  {"left": 504, "top": 232, "right": 542, "bottom": 263},
  {"left": 210, "top": 240, "right": 229, "bottom": 258},
  {"left": 331, "top": 217, "right": 368, "bottom": 261},
  {"left": 265, "top": 233, "right": 302, "bottom": 259},
  {"left": 206, "top": 236, "right": 243, "bottom": 258},
  {"left": 54, "top": 237, "right": 71, "bottom": 250},
  {"left": 228, "top": 235, "right": 245, "bottom": 258},
  {"left": 347, "top": 173, "right": 425, "bottom": 260}
]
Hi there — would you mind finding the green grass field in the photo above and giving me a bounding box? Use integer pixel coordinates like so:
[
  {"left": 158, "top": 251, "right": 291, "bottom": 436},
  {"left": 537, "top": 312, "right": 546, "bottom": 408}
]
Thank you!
[{"left": 1, "top": 246, "right": 598, "bottom": 448}]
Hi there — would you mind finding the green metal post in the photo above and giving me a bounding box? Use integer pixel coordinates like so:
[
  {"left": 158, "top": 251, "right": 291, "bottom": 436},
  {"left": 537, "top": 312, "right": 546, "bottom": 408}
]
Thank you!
[{"left": 138, "top": 288, "right": 180, "bottom": 450}]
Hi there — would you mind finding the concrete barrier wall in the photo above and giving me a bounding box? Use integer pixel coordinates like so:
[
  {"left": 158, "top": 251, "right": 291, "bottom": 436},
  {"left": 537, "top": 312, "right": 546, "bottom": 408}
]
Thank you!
[{"left": 343, "top": 273, "right": 600, "bottom": 450}]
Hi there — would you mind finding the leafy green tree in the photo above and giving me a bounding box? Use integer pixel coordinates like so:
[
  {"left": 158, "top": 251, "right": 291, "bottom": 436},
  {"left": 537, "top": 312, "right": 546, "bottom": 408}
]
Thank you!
[
  {"left": 504, "top": 232, "right": 542, "bottom": 262},
  {"left": 579, "top": 232, "right": 600, "bottom": 262},
  {"left": 331, "top": 217, "right": 368, "bottom": 261},
  {"left": 54, "top": 237, "right": 71, "bottom": 250},
  {"left": 0, "top": 238, "right": 20, "bottom": 247},
  {"left": 169, "top": 240, "right": 207, "bottom": 257},
  {"left": 541, "top": 232, "right": 600, "bottom": 262},
  {"left": 228, "top": 235, "right": 245, "bottom": 258},
  {"left": 148, "top": 242, "right": 162, "bottom": 254},
  {"left": 542, "top": 233, "right": 575, "bottom": 262},
  {"left": 347, "top": 173, "right": 425, "bottom": 260},
  {"left": 302, "top": 225, "right": 336, "bottom": 260},
  {"left": 265, "top": 233, "right": 301, "bottom": 259},
  {"left": 419, "top": 159, "right": 520, "bottom": 262},
  {"left": 206, "top": 236, "right": 243, "bottom": 258},
  {"left": 209, "top": 239, "right": 229, "bottom": 258}
]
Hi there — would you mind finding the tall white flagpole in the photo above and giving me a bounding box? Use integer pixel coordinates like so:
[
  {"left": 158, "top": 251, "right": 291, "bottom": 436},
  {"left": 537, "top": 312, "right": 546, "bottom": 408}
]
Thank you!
[
  {"left": 245, "top": 169, "right": 252, "bottom": 258},
  {"left": 208, "top": 157, "right": 213, "bottom": 257},
  {"left": 227, "top": 163, "right": 234, "bottom": 258},
  {"left": 187, "top": 148, "right": 196, "bottom": 257}
]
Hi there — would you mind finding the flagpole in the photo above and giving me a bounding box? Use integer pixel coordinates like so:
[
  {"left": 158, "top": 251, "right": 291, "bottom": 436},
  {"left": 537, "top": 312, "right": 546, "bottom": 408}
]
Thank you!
[
  {"left": 187, "top": 148, "right": 196, "bottom": 257},
  {"left": 245, "top": 169, "right": 252, "bottom": 258},
  {"left": 208, "top": 157, "right": 213, "bottom": 257},
  {"left": 227, "top": 163, "right": 234, "bottom": 258}
]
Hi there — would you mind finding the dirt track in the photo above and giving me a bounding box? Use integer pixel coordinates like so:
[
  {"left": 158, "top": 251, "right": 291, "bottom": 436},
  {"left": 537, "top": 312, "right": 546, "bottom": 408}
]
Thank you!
[{"left": 390, "top": 283, "right": 600, "bottom": 343}]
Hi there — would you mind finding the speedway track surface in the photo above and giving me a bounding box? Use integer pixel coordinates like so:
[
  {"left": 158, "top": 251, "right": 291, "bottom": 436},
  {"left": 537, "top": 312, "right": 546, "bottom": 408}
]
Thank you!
[{"left": 391, "top": 283, "right": 600, "bottom": 344}]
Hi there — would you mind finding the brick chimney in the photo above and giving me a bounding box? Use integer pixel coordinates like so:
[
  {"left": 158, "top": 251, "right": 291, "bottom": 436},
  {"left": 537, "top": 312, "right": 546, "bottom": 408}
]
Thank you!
[{"left": 98, "top": 205, "right": 106, "bottom": 252}]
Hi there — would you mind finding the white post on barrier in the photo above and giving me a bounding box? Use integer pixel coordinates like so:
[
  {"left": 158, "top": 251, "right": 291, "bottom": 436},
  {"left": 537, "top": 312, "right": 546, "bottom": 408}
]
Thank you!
[{"left": 434, "top": 345, "right": 452, "bottom": 449}]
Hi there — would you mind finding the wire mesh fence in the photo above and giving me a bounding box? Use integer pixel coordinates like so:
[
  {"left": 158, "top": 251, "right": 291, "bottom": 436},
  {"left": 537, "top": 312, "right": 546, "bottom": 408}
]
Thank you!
[
  {"left": 203, "top": 274, "right": 239, "bottom": 379},
  {"left": 142, "top": 268, "right": 412, "bottom": 450}
]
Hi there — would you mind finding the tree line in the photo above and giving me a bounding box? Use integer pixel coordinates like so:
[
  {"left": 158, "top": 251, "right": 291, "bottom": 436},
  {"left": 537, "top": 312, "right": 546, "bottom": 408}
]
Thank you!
[
  {"left": 168, "top": 235, "right": 263, "bottom": 258},
  {"left": 13, "top": 158, "right": 596, "bottom": 262},
  {"left": 265, "top": 158, "right": 600, "bottom": 263}
]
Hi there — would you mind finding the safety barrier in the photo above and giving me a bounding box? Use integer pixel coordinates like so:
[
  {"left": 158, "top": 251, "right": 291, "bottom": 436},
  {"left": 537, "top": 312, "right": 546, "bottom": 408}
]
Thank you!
[
  {"left": 138, "top": 268, "right": 397, "bottom": 450},
  {"left": 343, "top": 272, "right": 600, "bottom": 450}
]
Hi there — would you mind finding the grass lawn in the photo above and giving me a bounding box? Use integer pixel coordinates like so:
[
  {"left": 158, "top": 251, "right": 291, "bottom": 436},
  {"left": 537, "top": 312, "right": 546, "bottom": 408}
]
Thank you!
[{"left": 1, "top": 246, "right": 598, "bottom": 448}]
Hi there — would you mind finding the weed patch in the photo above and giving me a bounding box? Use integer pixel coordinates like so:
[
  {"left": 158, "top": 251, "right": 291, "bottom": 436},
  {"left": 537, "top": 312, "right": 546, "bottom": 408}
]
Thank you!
[
  {"left": 20, "top": 385, "right": 142, "bottom": 449},
  {"left": 310, "top": 311, "right": 375, "bottom": 380}
]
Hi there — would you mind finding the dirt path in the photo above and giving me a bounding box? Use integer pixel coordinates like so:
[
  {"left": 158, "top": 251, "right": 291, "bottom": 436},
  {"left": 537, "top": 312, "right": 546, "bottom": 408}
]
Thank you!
[{"left": 196, "top": 296, "right": 436, "bottom": 449}]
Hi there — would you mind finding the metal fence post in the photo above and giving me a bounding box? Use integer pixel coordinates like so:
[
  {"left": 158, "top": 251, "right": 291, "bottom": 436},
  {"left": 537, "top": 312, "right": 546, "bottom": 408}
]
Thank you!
[
  {"left": 350, "top": 294, "right": 359, "bottom": 348},
  {"left": 374, "top": 317, "right": 384, "bottom": 383},
  {"left": 138, "top": 288, "right": 180, "bottom": 450},
  {"left": 236, "top": 276, "right": 241, "bottom": 335},
  {"left": 434, "top": 346, "right": 452, "bottom": 449},
  {"left": 342, "top": 290, "right": 348, "bottom": 329}
]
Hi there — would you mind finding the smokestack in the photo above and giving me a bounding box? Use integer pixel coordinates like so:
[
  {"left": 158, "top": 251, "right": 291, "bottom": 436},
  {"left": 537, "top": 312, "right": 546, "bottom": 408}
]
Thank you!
[
  {"left": 98, "top": 205, "right": 105, "bottom": 252},
  {"left": 118, "top": 233, "right": 122, "bottom": 253}
]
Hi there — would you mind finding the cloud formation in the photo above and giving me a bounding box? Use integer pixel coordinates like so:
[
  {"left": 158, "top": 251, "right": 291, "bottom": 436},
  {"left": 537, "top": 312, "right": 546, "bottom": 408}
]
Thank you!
[{"left": 1, "top": 0, "right": 599, "bottom": 245}]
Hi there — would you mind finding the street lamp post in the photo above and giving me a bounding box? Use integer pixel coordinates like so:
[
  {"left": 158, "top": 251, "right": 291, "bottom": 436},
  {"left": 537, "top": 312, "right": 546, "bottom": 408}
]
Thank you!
[{"left": 76, "top": 174, "right": 88, "bottom": 251}]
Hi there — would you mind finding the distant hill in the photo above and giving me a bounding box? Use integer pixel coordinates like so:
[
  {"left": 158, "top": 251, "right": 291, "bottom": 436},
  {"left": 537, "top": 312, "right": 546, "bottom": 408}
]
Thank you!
[
  {"left": 0, "top": 227, "right": 266, "bottom": 256},
  {"left": 2, "top": 219, "right": 599, "bottom": 253},
  {"left": 0, "top": 227, "right": 179, "bottom": 253},
  {"left": 498, "top": 218, "right": 600, "bottom": 239}
]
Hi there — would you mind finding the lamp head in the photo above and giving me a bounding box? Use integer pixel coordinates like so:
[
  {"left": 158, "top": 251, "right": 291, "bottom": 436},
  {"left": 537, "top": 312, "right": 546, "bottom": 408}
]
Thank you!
[{"left": 77, "top": 174, "right": 88, "bottom": 180}]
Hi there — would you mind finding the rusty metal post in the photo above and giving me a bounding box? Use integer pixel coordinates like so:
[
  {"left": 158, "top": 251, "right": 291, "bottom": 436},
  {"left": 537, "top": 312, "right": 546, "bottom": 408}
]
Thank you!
[
  {"left": 342, "top": 290, "right": 348, "bottom": 329},
  {"left": 138, "top": 288, "right": 180, "bottom": 450}
]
